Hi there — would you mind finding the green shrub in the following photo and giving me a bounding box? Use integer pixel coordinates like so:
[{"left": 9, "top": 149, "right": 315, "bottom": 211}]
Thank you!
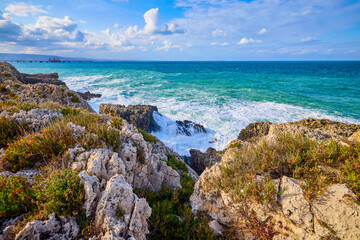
[
  {"left": 111, "top": 116, "right": 123, "bottom": 130},
  {"left": 33, "top": 170, "right": 84, "bottom": 216},
  {"left": 71, "top": 96, "right": 80, "bottom": 103},
  {"left": 138, "top": 128, "right": 157, "bottom": 143},
  {"left": 166, "top": 154, "right": 188, "bottom": 174},
  {"left": 0, "top": 176, "right": 33, "bottom": 220},
  {"left": 2, "top": 122, "right": 77, "bottom": 171},
  {"left": 2, "top": 72, "right": 11, "bottom": 78},
  {"left": 19, "top": 103, "right": 38, "bottom": 111},
  {"left": 0, "top": 116, "right": 24, "bottom": 148},
  {"left": 115, "top": 205, "right": 125, "bottom": 219}
]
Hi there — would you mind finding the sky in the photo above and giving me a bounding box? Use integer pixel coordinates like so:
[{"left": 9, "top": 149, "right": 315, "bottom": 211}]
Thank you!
[{"left": 0, "top": 0, "right": 359, "bottom": 60}]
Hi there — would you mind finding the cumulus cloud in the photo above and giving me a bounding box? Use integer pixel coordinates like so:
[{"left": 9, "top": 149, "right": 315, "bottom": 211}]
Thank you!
[
  {"left": 114, "top": 23, "right": 120, "bottom": 28},
  {"left": 5, "top": 2, "right": 47, "bottom": 17},
  {"left": 257, "top": 28, "right": 267, "bottom": 35},
  {"left": 144, "top": 8, "right": 159, "bottom": 34},
  {"left": 237, "top": 38, "right": 261, "bottom": 45},
  {"left": 143, "top": 8, "right": 184, "bottom": 35}
]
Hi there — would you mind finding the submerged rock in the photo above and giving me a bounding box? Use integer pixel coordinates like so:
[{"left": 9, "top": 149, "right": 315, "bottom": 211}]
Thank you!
[{"left": 176, "top": 120, "right": 206, "bottom": 136}]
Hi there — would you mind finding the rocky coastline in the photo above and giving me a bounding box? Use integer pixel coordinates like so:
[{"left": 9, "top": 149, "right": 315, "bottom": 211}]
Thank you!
[{"left": 1, "top": 61, "right": 360, "bottom": 240}]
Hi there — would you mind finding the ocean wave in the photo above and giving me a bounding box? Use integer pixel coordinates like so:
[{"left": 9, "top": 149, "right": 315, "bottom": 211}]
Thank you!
[{"left": 62, "top": 74, "right": 360, "bottom": 156}]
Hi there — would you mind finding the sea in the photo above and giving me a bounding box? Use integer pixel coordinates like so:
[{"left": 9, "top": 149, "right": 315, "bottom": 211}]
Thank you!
[{"left": 11, "top": 61, "right": 360, "bottom": 156}]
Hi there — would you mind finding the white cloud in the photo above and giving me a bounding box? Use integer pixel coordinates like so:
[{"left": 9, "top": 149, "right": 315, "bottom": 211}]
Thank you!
[
  {"left": 237, "top": 38, "right": 261, "bottom": 45},
  {"left": 212, "top": 28, "right": 226, "bottom": 36},
  {"left": 144, "top": 8, "right": 159, "bottom": 34},
  {"left": 210, "top": 41, "right": 228, "bottom": 46},
  {"left": 5, "top": 2, "right": 47, "bottom": 17},
  {"left": 157, "top": 40, "right": 181, "bottom": 51},
  {"left": 114, "top": 23, "right": 120, "bottom": 28},
  {"left": 257, "top": 28, "right": 267, "bottom": 35},
  {"left": 143, "top": 8, "right": 184, "bottom": 35},
  {"left": 300, "top": 36, "right": 319, "bottom": 43},
  {"left": 102, "top": 28, "right": 111, "bottom": 36},
  {"left": 79, "top": 20, "right": 87, "bottom": 24}
]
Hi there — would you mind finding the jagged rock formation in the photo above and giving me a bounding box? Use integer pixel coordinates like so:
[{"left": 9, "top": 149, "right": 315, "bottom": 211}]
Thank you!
[
  {"left": 176, "top": 120, "right": 206, "bottom": 136},
  {"left": 191, "top": 119, "right": 360, "bottom": 240},
  {"left": 77, "top": 91, "right": 102, "bottom": 100},
  {"left": 99, "top": 104, "right": 160, "bottom": 132},
  {"left": 184, "top": 148, "right": 224, "bottom": 174}
]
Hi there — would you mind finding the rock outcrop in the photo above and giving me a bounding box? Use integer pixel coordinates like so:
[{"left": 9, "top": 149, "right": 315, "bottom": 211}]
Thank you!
[
  {"left": 21, "top": 73, "right": 66, "bottom": 86},
  {"left": 238, "top": 118, "right": 360, "bottom": 143},
  {"left": 184, "top": 148, "right": 224, "bottom": 174},
  {"left": 191, "top": 119, "right": 360, "bottom": 240},
  {"left": 99, "top": 104, "right": 160, "bottom": 132},
  {"left": 1, "top": 62, "right": 94, "bottom": 112}
]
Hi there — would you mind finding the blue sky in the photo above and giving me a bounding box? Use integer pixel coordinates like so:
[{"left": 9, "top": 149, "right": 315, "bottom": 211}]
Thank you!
[{"left": 0, "top": 0, "right": 359, "bottom": 60}]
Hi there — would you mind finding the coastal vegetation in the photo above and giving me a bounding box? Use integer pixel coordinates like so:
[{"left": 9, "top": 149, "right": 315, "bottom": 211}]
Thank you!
[{"left": 214, "top": 133, "right": 360, "bottom": 204}]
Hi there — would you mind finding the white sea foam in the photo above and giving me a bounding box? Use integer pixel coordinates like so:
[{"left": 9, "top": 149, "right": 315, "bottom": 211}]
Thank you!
[{"left": 62, "top": 75, "right": 360, "bottom": 156}]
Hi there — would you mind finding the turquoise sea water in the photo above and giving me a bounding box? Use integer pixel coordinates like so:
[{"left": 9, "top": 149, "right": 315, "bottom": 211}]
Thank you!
[{"left": 11, "top": 61, "right": 360, "bottom": 155}]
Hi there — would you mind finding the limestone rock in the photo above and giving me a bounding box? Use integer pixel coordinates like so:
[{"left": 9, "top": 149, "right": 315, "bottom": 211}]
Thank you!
[
  {"left": 86, "top": 148, "right": 126, "bottom": 181},
  {"left": 99, "top": 104, "right": 160, "bottom": 132},
  {"left": 312, "top": 184, "right": 360, "bottom": 239},
  {"left": 95, "top": 174, "right": 151, "bottom": 240},
  {"left": 208, "top": 220, "right": 223, "bottom": 237},
  {"left": 79, "top": 171, "right": 101, "bottom": 217},
  {"left": 12, "top": 109, "right": 63, "bottom": 132},
  {"left": 15, "top": 213, "right": 79, "bottom": 240}
]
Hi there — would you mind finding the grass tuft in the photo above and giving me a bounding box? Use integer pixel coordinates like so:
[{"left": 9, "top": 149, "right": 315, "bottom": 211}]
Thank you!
[{"left": 138, "top": 128, "right": 157, "bottom": 143}]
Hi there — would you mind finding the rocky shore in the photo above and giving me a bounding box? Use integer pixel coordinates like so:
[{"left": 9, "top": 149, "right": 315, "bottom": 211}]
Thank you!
[{"left": 1, "top": 62, "right": 360, "bottom": 240}]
